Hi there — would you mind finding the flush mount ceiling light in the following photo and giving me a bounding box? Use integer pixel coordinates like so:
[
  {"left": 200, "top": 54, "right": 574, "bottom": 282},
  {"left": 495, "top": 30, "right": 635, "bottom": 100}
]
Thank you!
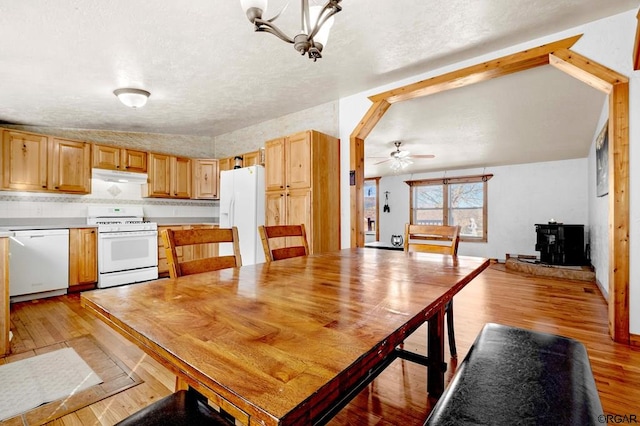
[
  {"left": 240, "top": 0, "right": 342, "bottom": 61},
  {"left": 113, "top": 88, "right": 150, "bottom": 108}
]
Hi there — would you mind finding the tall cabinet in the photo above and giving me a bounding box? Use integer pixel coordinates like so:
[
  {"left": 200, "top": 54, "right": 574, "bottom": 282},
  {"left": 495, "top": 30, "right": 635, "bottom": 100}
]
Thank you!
[{"left": 264, "top": 130, "right": 340, "bottom": 254}]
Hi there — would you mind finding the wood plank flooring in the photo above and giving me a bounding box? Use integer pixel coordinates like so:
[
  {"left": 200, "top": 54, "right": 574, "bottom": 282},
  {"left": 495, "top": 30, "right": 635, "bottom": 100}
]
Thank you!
[{"left": 4, "top": 263, "right": 640, "bottom": 425}]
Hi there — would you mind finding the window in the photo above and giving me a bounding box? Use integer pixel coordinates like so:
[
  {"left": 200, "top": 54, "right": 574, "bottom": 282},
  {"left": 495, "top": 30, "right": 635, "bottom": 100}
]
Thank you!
[
  {"left": 407, "top": 174, "right": 492, "bottom": 242},
  {"left": 364, "top": 178, "right": 379, "bottom": 241}
]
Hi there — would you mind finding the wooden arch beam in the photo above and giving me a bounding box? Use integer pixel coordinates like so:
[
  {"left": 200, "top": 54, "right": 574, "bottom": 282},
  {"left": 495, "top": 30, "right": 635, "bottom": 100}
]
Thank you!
[
  {"left": 549, "top": 49, "right": 630, "bottom": 344},
  {"left": 350, "top": 36, "right": 630, "bottom": 343}
]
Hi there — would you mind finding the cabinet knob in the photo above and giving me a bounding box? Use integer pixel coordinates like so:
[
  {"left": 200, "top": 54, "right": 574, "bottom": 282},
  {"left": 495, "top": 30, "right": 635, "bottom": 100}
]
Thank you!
[
  {"left": 204, "top": 173, "right": 208, "bottom": 181},
  {"left": 286, "top": 185, "right": 290, "bottom": 188},
  {"left": 116, "top": 165, "right": 119, "bottom": 169},
  {"left": 42, "top": 185, "right": 47, "bottom": 188}
]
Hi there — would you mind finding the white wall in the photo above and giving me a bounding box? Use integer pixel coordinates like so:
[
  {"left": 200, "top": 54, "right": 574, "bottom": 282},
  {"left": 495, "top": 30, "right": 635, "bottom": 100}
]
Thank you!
[
  {"left": 338, "top": 10, "right": 639, "bottom": 334},
  {"left": 588, "top": 105, "right": 611, "bottom": 298},
  {"left": 214, "top": 101, "right": 339, "bottom": 158},
  {"left": 376, "top": 159, "right": 589, "bottom": 260}
]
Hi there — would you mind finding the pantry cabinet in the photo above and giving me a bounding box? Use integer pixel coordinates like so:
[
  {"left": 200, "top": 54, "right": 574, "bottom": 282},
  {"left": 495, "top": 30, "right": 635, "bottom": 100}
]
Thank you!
[
  {"left": 264, "top": 130, "right": 340, "bottom": 254},
  {"left": 1, "top": 130, "right": 91, "bottom": 194},
  {"left": 144, "top": 153, "right": 192, "bottom": 198},
  {"left": 193, "top": 159, "right": 219, "bottom": 199},
  {"left": 92, "top": 144, "right": 147, "bottom": 173},
  {"left": 69, "top": 228, "right": 98, "bottom": 289}
]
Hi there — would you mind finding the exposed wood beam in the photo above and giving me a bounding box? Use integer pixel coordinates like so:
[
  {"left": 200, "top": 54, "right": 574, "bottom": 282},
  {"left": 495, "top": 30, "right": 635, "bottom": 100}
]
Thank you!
[
  {"left": 634, "top": 9, "right": 640, "bottom": 70},
  {"left": 549, "top": 48, "right": 630, "bottom": 343},
  {"left": 549, "top": 49, "right": 628, "bottom": 94},
  {"left": 368, "top": 35, "right": 582, "bottom": 105},
  {"left": 350, "top": 36, "right": 630, "bottom": 344}
]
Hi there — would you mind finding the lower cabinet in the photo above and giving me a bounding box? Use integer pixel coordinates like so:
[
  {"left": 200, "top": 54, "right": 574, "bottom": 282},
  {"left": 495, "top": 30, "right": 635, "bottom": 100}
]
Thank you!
[
  {"left": 69, "top": 228, "right": 97, "bottom": 290},
  {"left": 157, "top": 225, "right": 218, "bottom": 278}
]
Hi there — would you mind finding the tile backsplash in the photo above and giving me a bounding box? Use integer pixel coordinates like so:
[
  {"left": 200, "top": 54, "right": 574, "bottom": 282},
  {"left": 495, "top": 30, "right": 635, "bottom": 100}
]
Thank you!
[{"left": 0, "top": 179, "right": 218, "bottom": 224}]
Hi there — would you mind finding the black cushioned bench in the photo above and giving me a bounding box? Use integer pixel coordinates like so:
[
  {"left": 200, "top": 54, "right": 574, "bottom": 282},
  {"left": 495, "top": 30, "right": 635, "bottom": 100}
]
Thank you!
[
  {"left": 425, "top": 323, "right": 603, "bottom": 426},
  {"left": 116, "top": 389, "right": 234, "bottom": 426}
]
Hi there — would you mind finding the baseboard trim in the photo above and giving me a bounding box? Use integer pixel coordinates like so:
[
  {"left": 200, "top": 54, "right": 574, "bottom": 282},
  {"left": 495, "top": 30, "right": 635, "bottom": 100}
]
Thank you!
[{"left": 630, "top": 334, "right": 640, "bottom": 348}]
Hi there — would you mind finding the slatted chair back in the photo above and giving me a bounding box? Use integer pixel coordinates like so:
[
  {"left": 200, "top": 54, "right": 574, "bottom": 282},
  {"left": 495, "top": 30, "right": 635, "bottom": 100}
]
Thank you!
[
  {"left": 404, "top": 224, "right": 461, "bottom": 255},
  {"left": 259, "top": 224, "right": 309, "bottom": 262},
  {"left": 162, "top": 227, "right": 242, "bottom": 278}
]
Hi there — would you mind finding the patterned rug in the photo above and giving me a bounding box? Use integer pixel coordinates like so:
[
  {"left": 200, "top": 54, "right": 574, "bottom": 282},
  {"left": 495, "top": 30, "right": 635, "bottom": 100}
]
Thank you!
[
  {"left": 0, "top": 335, "right": 143, "bottom": 425},
  {"left": 0, "top": 348, "right": 102, "bottom": 421}
]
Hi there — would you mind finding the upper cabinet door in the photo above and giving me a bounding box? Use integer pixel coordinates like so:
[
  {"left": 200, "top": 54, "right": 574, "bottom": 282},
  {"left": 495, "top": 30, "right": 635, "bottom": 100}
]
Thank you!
[
  {"left": 121, "top": 149, "right": 147, "bottom": 173},
  {"left": 193, "top": 159, "right": 219, "bottom": 199},
  {"left": 92, "top": 144, "right": 120, "bottom": 170},
  {"left": 2, "top": 130, "right": 48, "bottom": 191},
  {"left": 286, "top": 131, "right": 311, "bottom": 190},
  {"left": 265, "top": 138, "right": 285, "bottom": 191},
  {"left": 49, "top": 138, "right": 91, "bottom": 193},
  {"left": 172, "top": 157, "right": 192, "bottom": 198},
  {"left": 243, "top": 151, "right": 260, "bottom": 167},
  {"left": 147, "top": 153, "right": 172, "bottom": 197}
]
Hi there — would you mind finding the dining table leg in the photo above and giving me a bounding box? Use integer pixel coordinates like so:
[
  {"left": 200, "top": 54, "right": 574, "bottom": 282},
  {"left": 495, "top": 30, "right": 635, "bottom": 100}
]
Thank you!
[{"left": 427, "top": 307, "right": 446, "bottom": 397}]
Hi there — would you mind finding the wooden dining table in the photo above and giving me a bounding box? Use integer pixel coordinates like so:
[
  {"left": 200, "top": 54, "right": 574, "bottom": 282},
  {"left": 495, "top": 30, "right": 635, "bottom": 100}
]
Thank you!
[{"left": 81, "top": 248, "right": 489, "bottom": 426}]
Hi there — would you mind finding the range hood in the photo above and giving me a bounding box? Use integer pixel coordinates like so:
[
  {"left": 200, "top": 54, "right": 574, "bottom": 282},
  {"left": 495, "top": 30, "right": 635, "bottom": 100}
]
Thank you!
[{"left": 91, "top": 168, "right": 148, "bottom": 184}]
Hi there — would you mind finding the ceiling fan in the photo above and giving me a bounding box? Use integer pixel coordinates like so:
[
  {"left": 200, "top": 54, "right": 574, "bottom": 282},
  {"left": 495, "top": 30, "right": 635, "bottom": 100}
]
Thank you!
[{"left": 370, "top": 141, "right": 434, "bottom": 171}]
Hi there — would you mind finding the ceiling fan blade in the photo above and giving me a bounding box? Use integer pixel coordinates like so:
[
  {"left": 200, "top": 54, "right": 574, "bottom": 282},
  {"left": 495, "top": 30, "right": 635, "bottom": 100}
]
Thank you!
[
  {"left": 408, "top": 154, "right": 436, "bottom": 159},
  {"left": 373, "top": 158, "right": 392, "bottom": 165}
]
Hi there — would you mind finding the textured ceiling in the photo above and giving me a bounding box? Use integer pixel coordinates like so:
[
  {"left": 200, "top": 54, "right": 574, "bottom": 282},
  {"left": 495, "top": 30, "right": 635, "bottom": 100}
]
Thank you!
[{"left": 0, "top": 1, "right": 636, "bottom": 174}]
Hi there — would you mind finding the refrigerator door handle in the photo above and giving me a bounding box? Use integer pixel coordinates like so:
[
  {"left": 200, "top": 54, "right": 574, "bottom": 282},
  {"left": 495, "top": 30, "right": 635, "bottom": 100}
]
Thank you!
[{"left": 229, "top": 197, "right": 235, "bottom": 227}]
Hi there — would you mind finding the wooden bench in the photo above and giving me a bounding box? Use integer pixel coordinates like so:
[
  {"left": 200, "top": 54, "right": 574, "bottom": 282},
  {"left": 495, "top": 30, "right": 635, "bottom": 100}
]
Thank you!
[{"left": 425, "top": 323, "right": 603, "bottom": 425}]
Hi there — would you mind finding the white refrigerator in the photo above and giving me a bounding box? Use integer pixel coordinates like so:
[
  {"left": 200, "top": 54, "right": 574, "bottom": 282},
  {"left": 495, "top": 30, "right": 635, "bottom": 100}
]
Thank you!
[{"left": 219, "top": 165, "right": 266, "bottom": 265}]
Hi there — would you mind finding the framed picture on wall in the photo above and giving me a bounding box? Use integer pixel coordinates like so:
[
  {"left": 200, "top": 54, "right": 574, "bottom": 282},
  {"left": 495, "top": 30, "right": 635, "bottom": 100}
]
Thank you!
[{"left": 596, "top": 120, "right": 608, "bottom": 197}]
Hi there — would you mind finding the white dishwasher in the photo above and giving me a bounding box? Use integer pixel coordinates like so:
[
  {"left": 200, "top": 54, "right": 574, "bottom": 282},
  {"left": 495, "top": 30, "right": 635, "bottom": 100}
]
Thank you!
[{"left": 9, "top": 229, "right": 70, "bottom": 302}]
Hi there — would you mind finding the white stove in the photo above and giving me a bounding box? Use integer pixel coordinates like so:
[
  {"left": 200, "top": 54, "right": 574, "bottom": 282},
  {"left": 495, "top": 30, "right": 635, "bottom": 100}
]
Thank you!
[{"left": 87, "top": 206, "right": 158, "bottom": 288}]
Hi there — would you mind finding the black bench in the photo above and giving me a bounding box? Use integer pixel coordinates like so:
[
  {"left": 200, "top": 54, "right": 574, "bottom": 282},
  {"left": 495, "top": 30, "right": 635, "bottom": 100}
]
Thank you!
[
  {"left": 116, "top": 389, "right": 234, "bottom": 426},
  {"left": 425, "top": 323, "right": 603, "bottom": 426}
]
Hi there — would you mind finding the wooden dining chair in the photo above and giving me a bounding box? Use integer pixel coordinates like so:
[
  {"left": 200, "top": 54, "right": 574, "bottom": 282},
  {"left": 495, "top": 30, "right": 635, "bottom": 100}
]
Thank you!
[
  {"left": 258, "top": 224, "right": 309, "bottom": 262},
  {"left": 162, "top": 227, "right": 242, "bottom": 278},
  {"left": 404, "top": 223, "right": 461, "bottom": 357}
]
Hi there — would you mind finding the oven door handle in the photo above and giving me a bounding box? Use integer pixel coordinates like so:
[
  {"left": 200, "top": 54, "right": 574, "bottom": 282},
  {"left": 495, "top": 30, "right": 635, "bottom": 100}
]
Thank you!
[{"left": 99, "top": 232, "right": 157, "bottom": 239}]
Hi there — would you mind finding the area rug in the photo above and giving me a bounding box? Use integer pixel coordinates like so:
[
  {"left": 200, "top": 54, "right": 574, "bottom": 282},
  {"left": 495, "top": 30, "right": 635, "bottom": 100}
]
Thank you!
[
  {"left": 0, "top": 347, "right": 102, "bottom": 421},
  {"left": 0, "top": 335, "right": 144, "bottom": 425}
]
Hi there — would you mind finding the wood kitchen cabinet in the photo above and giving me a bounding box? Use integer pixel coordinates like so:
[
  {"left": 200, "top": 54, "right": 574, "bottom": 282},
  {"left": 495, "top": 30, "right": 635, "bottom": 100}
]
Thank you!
[
  {"left": 92, "top": 144, "right": 147, "bottom": 173},
  {"left": 2, "top": 129, "right": 49, "bottom": 191},
  {"left": 49, "top": 137, "right": 91, "bottom": 193},
  {"left": 193, "top": 159, "right": 219, "bottom": 199},
  {"left": 1, "top": 130, "right": 91, "bottom": 194},
  {"left": 264, "top": 130, "right": 340, "bottom": 254},
  {"left": 242, "top": 150, "right": 261, "bottom": 167},
  {"left": 69, "top": 228, "right": 98, "bottom": 290},
  {"left": 144, "top": 153, "right": 192, "bottom": 198}
]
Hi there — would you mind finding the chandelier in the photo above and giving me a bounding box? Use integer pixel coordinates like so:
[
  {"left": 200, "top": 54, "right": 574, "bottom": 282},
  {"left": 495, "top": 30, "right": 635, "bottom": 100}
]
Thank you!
[{"left": 240, "top": 0, "right": 342, "bottom": 61}]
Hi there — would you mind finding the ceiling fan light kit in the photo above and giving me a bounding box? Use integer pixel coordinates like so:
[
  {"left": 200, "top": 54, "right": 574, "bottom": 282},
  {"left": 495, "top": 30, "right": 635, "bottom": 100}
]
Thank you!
[
  {"left": 113, "top": 88, "right": 150, "bottom": 108},
  {"left": 370, "top": 141, "right": 434, "bottom": 172},
  {"left": 240, "top": 0, "right": 342, "bottom": 61}
]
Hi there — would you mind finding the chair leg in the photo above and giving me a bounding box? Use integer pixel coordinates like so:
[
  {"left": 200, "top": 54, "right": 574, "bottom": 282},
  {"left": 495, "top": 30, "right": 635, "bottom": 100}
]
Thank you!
[{"left": 445, "top": 300, "right": 457, "bottom": 358}]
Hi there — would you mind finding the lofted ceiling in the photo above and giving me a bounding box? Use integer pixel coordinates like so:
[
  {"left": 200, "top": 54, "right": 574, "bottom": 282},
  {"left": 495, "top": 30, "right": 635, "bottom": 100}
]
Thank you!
[{"left": 0, "top": 1, "right": 637, "bottom": 175}]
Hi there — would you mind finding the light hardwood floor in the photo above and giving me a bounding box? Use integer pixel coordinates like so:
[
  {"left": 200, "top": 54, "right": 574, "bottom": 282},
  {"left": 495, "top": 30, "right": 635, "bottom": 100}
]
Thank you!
[{"left": 4, "top": 263, "right": 640, "bottom": 425}]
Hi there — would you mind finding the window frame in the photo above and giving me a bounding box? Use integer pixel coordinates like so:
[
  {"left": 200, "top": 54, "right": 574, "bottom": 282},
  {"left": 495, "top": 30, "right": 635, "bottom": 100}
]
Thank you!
[{"left": 406, "top": 174, "right": 492, "bottom": 243}]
